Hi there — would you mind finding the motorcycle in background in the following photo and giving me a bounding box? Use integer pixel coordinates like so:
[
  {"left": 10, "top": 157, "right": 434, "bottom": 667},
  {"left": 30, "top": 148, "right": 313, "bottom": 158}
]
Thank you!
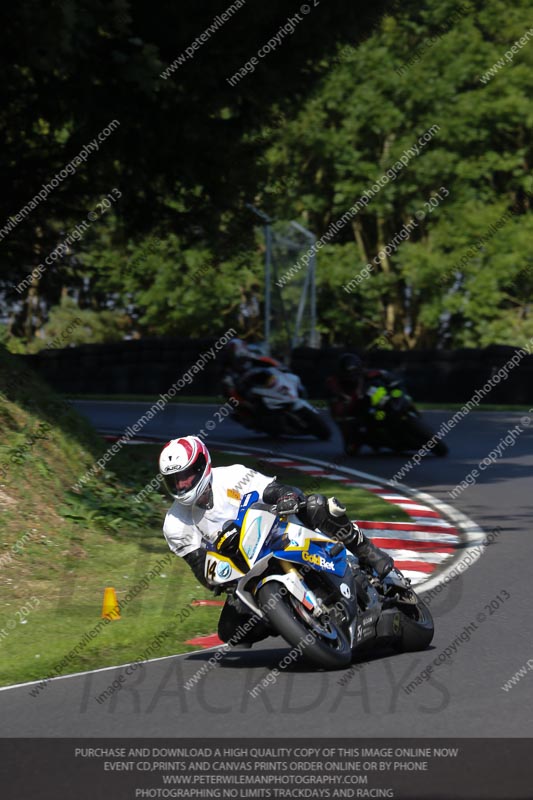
[
  {"left": 222, "top": 365, "right": 331, "bottom": 441},
  {"left": 337, "top": 383, "right": 448, "bottom": 457}
]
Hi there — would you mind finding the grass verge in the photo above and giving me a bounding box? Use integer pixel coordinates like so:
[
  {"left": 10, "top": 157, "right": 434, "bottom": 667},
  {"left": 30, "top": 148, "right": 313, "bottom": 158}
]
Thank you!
[{"left": 0, "top": 349, "right": 406, "bottom": 688}]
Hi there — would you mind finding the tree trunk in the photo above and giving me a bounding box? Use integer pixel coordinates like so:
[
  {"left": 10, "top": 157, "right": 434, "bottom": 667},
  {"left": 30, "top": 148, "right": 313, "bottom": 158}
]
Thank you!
[
  {"left": 23, "top": 227, "right": 44, "bottom": 342},
  {"left": 375, "top": 214, "right": 397, "bottom": 335},
  {"left": 351, "top": 218, "right": 369, "bottom": 263}
]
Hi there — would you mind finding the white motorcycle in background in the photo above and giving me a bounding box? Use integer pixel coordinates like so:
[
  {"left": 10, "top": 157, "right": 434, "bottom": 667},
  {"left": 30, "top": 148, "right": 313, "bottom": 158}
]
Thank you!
[{"left": 223, "top": 365, "right": 331, "bottom": 440}]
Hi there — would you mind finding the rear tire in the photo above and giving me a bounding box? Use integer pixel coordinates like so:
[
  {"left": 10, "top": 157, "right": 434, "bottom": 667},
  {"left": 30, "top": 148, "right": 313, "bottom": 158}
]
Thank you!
[
  {"left": 257, "top": 581, "right": 352, "bottom": 669},
  {"left": 395, "top": 599, "right": 434, "bottom": 652},
  {"left": 404, "top": 419, "right": 448, "bottom": 457},
  {"left": 432, "top": 438, "right": 449, "bottom": 457}
]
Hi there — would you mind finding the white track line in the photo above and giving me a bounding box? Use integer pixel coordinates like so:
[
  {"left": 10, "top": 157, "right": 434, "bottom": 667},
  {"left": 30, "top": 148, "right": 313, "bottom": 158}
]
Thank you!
[{"left": 0, "top": 644, "right": 229, "bottom": 693}]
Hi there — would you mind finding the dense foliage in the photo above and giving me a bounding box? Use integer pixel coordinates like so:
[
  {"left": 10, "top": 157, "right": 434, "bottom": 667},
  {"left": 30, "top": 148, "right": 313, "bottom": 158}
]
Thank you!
[{"left": 1, "top": 0, "right": 532, "bottom": 350}]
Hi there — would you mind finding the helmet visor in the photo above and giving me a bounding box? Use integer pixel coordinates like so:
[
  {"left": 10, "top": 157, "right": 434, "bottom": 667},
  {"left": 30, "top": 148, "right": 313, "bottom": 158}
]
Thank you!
[{"left": 163, "top": 453, "right": 207, "bottom": 498}]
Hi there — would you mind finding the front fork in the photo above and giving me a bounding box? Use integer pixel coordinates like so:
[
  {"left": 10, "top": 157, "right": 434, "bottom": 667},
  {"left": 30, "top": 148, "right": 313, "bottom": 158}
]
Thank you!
[
  {"left": 280, "top": 559, "right": 360, "bottom": 632},
  {"left": 278, "top": 560, "right": 324, "bottom": 618}
]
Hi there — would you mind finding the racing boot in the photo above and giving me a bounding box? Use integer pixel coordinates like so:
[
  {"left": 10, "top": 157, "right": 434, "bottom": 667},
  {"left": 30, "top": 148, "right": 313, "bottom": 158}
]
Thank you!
[
  {"left": 350, "top": 528, "right": 393, "bottom": 579},
  {"left": 218, "top": 596, "right": 273, "bottom": 648},
  {"left": 335, "top": 522, "right": 393, "bottom": 579}
]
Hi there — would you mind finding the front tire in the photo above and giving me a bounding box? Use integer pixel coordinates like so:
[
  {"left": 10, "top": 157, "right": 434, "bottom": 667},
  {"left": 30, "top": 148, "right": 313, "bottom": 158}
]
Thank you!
[{"left": 257, "top": 581, "right": 352, "bottom": 669}]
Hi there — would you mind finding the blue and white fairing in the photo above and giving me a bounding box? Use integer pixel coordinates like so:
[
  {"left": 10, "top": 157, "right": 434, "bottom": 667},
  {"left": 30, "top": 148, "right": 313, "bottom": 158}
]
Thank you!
[
  {"left": 234, "top": 491, "right": 347, "bottom": 576},
  {"left": 204, "top": 490, "right": 357, "bottom": 631}
]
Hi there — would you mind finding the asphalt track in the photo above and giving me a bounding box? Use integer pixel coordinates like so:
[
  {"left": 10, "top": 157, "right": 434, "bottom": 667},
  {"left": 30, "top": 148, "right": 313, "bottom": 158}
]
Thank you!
[{"left": 2, "top": 402, "right": 533, "bottom": 738}]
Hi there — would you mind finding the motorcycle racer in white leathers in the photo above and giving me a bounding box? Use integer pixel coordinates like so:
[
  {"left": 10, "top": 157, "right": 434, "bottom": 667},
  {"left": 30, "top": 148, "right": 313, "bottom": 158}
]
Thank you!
[{"left": 160, "top": 435, "right": 393, "bottom": 646}]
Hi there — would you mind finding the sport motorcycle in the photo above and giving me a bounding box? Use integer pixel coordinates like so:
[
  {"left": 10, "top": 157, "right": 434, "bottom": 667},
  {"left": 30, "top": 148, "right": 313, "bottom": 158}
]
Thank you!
[
  {"left": 205, "top": 491, "right": 434, "bottom": 669},
  {"left": 223, "top": 365, "right": 331, "bottom": 441},
  {"left": 342, "top": 384, "right": 448, "bottom": 457}
]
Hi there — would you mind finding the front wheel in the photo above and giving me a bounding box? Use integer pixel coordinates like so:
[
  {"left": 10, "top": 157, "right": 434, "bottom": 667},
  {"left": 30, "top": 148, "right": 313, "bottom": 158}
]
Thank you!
[
  {"left": 394, "top": 599, "right": 434, "bottom": 652},
  {"left": 256, "top": 581, "right": 352, "bottom": 669},
  {"left": 299, "top": 407, "right": 331, "bottom": 440}
]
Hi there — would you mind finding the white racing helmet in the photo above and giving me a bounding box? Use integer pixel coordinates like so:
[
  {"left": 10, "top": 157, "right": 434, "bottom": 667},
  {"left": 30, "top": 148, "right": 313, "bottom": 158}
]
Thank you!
[{"left": 159, "top": 436, "right": 212, "bottom": 505}]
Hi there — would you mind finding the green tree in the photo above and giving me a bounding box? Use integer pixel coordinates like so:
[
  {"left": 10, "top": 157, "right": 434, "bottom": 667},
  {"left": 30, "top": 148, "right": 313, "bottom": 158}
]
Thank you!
[
  {"left": 0, "top": 0, "right": 387, "bottom": 344},
  {"left": 264, "top": 0, "right": 533, "bottom": 347}
]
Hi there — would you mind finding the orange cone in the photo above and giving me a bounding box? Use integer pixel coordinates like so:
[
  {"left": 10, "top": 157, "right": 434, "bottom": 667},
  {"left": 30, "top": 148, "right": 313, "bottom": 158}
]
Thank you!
[{"left": 101, "top": 587, "right": 121, "bottom": 620}]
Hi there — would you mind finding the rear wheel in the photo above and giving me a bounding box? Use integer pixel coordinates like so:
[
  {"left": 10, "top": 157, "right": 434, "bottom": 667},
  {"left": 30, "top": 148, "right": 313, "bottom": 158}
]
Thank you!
[
  {"left": 394, "top": 599, "right": 434, "bottom": 652},
  {"left": 432, "top": 437, "right": 449, "bottom": 457},
  {"left": 403, "top": 419, "right": 448, "bottom": 457},
  {"left": 257, "top": 581, "right": 352, "bottom": 669}
]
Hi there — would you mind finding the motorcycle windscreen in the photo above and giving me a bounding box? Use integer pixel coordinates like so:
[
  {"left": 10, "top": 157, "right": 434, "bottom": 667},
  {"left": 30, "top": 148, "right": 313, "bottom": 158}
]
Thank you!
[{"left": 238, "top": 506, "right": 278, "bottom": 568}]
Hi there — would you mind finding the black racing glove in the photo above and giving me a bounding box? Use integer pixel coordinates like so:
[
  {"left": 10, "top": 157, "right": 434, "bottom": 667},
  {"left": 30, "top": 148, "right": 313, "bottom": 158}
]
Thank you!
[
  {"left": 263, "top": 480, "right": 305, "bottom": 507},
  {"left": 183, "top": 548, "right": 210, "bottom": 588},
  {"left": 274, "top": 492, "right": 303, "bottom": 515}
]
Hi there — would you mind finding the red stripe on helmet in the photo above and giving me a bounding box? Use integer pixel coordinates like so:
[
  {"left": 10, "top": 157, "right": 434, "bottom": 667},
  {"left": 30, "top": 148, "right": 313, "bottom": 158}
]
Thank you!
[{"left": 177, "top": 437, "right": 194, "bottom": 459}]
